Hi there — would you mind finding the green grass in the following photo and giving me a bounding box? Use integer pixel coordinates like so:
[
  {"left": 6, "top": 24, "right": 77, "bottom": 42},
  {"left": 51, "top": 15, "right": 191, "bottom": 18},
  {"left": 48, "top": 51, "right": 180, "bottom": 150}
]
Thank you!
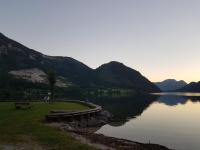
[{"left": 0, "top": 102, "right": 97, "bottom": 150}]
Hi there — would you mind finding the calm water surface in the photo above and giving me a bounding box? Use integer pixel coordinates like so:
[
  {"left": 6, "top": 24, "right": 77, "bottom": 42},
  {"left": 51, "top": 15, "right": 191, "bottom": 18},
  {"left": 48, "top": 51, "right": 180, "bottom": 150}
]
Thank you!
[{"left": 92, "top": 93, "right": 200, "bottom": 150}]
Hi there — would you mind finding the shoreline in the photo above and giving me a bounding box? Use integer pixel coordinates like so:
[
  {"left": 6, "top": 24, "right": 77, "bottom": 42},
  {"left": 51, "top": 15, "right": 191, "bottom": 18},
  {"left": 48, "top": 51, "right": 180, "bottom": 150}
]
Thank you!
[
  {"left": 48, "top": 122, "right": 173, "bottom": 150},
  {"left": 45, "top": 101, "right": 173, "bottom": 150}
]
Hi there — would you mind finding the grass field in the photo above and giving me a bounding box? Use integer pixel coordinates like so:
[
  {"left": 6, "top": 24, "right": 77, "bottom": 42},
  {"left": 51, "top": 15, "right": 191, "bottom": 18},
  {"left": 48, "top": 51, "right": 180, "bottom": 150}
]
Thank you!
[{"left": 0, "top": 102, "right": 96, "bottom": 150}]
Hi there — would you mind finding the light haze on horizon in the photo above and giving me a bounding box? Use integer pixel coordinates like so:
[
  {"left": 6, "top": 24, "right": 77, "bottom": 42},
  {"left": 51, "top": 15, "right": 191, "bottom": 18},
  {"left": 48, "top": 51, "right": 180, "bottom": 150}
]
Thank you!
[{"left": 1, "top": 0, "right": 200, "bottom": 83}]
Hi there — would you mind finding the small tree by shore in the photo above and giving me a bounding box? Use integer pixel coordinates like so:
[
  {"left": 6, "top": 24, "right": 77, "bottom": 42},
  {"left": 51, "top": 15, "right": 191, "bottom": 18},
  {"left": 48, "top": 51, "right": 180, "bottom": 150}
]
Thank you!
[{"left": 47, "top": 70, "right": 56, "bottom": 102}]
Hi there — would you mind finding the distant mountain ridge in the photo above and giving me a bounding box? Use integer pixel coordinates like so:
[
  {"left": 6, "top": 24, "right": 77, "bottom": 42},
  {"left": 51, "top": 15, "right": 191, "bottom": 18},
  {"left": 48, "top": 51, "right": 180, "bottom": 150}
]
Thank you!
[
  {"left": 0, "top": 32, "right": 160, "bottom": 93},
  {"left": 155, "top": 79, "right": 187, "bottom": 91},
  {"left": 176, "top": 81, "right": 200, "bottom": 92}
]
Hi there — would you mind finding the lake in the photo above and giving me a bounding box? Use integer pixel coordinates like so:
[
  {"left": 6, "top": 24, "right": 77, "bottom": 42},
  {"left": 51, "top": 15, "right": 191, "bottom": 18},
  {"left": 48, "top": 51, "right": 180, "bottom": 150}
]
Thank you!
[{"left": 91, "top": 93, "right": 200, "bottom": 150}]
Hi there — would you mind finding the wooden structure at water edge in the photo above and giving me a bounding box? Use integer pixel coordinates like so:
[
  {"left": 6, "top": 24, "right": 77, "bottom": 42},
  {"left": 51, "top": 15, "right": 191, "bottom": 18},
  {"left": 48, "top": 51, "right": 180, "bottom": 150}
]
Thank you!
[{"left": 45, "top": 101, "right": 103, "bottom": 122}]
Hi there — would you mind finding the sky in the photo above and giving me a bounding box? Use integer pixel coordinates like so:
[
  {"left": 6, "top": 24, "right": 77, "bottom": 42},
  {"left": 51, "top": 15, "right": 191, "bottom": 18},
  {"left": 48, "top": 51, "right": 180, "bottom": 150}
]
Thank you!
[{"left": 1, "top": 0, "right": 200, "bottom": 83}]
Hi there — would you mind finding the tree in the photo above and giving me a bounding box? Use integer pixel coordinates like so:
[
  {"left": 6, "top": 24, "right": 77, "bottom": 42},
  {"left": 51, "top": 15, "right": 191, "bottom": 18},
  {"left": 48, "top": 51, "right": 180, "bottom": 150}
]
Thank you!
[{"left": 47, "top": 70, "right": 56, "bottom": 102}]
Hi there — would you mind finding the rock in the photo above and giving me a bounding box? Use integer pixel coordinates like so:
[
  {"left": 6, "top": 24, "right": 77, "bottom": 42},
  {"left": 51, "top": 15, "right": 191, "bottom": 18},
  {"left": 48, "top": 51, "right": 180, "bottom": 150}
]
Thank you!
[
  {"left": 62, "top": 123, "right": 75, "bottom": 131},
  {"left": 98, "top": 110, "right": 113, "bottom": 122},
  {"left": 87, "top": 117, "right": 99, "bottom": 126},
  {"left": 69, "top": 121, "right": 79, "bottom": 128},
  {"left": 78, "top": 119, "right": 88, "bottom": 128}
]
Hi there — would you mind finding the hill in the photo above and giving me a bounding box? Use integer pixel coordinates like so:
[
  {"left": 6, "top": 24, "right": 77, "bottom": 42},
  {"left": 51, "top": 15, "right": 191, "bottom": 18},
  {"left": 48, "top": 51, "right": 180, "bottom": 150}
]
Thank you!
[
  {"left": 0, "top": 32, "right": 160, "bottom": 98},
  {"left": 0, "top": 33, "right": 93, "bottom": 87},
  {"left": 95, "top": 61, "right": 160, "bottom": 92},
  {"left": 176, "top": 81, "right": 200, "bottom": 92},
  {"left": 155, "top": 79, "right": 187, "bottom": 91}
]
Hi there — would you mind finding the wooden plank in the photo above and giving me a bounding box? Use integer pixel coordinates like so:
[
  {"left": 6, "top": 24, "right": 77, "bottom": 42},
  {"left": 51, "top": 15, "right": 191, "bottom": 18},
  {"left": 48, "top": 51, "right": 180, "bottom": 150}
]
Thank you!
[{"left": 45, "top": 102, "right": 102, "bottom": 121}]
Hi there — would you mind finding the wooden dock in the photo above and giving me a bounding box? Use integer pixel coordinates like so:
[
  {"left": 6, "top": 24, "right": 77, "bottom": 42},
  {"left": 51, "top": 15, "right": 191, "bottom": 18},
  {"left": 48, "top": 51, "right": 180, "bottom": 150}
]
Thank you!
[{"left": 45, "top": 101, "right": 102, "bottom": 122}]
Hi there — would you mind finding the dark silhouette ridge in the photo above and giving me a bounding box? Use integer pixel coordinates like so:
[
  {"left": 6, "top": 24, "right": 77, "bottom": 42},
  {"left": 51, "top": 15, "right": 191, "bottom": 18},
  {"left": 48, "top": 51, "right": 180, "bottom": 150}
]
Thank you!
[
  {"left": 176, "top": 81, "right": 200, "bottom": 92},
  {"left": 95, "top": 61, "right": 160, "bottom": 92},
  {"left": 155, "top": 79, "right": 187, "bottom": 91},
  {"left": 0, "top": 32, "right": 160, "bottom": 93}
]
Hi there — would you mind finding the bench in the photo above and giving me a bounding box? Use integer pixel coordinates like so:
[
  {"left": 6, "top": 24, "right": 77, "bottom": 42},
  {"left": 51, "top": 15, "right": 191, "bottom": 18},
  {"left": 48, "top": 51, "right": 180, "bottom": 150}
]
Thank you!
[{"left": 15, "top": 102, "right": 32, "bottom": 109}]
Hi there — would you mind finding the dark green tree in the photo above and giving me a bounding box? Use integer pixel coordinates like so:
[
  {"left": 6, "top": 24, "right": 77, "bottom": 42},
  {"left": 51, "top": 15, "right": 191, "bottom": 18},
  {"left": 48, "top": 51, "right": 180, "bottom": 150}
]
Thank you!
[{"left": 47, "top": 70, "right": 56, "bottom": 102}]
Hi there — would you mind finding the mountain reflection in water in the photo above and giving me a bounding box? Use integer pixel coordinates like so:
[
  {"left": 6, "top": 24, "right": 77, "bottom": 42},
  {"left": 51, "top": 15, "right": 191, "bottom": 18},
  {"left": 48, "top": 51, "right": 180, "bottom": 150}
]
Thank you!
[
  {"left": 157, "top": 94, "right": 200, "bottom": 106},
  {"left": 90, "top": 95, "right": 158, "bottom": 125},
  {"left": 94, "top": 93, "right": 200, "bottom": 150}
]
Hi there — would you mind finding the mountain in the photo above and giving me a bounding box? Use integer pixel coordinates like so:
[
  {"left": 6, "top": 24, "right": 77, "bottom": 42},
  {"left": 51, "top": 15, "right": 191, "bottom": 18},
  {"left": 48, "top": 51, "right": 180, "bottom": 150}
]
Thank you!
[
  {"left": 176, "top": 81, "right": 200, "bottom": 92},
  {"left": 95, "top": 61, "right": 160, "bottom": 92},
  {"left": 0, "top": 33, "right": 94, "bottom": 87},
  {"left": 155, "top": 79, "right": 187, "bottom": 91},
  {"left": 0, "top": 32, "right": 160, "bottom": 93}
]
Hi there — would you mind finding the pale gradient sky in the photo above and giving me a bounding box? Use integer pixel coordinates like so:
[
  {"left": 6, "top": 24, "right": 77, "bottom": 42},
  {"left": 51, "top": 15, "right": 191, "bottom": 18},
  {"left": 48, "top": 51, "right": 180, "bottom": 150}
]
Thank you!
[{"left": 1, "top": 0, "right": 200, "bottom": 83}]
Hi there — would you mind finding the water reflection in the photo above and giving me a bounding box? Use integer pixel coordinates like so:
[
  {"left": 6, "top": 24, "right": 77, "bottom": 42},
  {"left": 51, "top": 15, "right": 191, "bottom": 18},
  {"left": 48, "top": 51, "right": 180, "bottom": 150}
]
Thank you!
[
  {"left": 157, "top": 94, "right": 200, "bottom": 106},
  {"left": 158, "top": 95, "right": 188, "bottom": 106},
  {"left": 91, "top": 93, "right": 200, "bottom": 123},
  {"left": 96, "top": 93, "right": 200, "bottom": 150},
  {"left": 154, "top": 92, "right": 200, "bottom": 97},
  {"left": 90, "top": 94, "right": 158, "bottom": 125}
]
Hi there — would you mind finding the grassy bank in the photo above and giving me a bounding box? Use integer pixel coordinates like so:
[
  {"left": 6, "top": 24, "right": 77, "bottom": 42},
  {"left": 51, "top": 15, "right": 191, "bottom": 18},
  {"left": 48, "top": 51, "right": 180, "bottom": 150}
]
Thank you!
[{"left": 0, "top": 102, "right": 96, "bottom": 150}]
